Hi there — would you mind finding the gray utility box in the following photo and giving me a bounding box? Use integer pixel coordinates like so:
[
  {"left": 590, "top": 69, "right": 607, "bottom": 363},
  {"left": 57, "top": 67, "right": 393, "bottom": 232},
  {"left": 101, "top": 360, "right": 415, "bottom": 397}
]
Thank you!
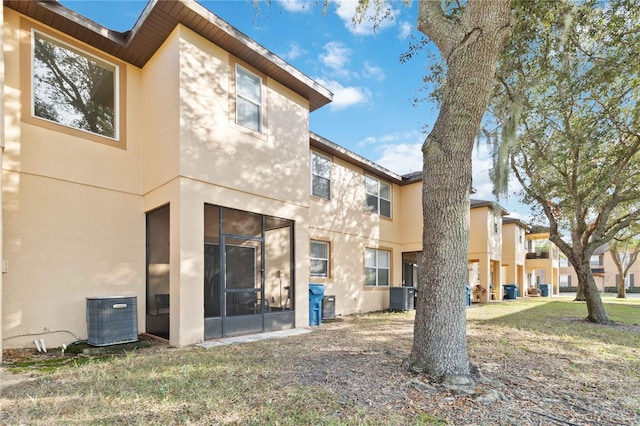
[
  {"left": 86, "top": 296, "right": 138, "bottom": 346},
  {"left": 322, "top": 295, "right": 336, "bottom": 319},
  {"left": 389, "top": 287, "right": 416, "bottom": 311}
]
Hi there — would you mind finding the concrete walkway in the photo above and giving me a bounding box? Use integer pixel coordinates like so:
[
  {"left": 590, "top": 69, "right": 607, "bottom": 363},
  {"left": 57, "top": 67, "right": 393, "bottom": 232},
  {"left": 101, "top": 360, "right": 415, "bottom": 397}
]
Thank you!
[{"left": 196, "top": 328, "right": 313, "bottom": 349}]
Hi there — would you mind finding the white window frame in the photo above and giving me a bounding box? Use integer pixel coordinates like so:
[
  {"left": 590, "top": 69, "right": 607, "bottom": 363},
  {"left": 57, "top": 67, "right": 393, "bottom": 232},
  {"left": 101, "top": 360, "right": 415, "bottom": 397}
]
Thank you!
[
  {"left": 365, "top": 248, "right": 390, "bottom": 287},
  {"left": 365, "top": 175, "right": 392, "bottom": 218},
  {"left": 311, "top": 151, "right": 332, "bottom": 200},
  {"left": 310, "top": 240, "right": 330, "bottom": 278},
  {"left": 31, "top": 29, "right": 120, "bottom": 141},
  {"left": 235, "top": 64, "right": 262, "bottom": 132}
]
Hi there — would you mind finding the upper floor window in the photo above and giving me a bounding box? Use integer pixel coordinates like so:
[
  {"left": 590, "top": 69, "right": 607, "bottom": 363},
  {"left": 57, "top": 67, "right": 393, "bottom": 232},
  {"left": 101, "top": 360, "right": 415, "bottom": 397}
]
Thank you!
[
  {"left": 365, "top": 175, "right": 391, "bottom": 218},
  {"left": 32, "top": 31, "right": 118, "bottom": 140},
  {"left": 365, "top": 248, "right": 390, "bottom": 286},
  {"left": 590, "top": 255, "right": 603, "bottom": 267},
  {"left": 236, "top": 65, "right": 262, "bottom": 132},
  {"left": 311, "top": 151, "right": 331, "bottom": 200},
  {"left": 310, "top": 240, "right": 330, "bottom": 278}
]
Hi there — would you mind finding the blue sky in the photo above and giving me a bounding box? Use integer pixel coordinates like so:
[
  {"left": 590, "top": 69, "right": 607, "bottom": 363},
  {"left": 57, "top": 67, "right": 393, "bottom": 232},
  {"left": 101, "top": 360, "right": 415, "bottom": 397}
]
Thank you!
[{"left": 60, "top": 0, "right": 529, "bottom": 218}]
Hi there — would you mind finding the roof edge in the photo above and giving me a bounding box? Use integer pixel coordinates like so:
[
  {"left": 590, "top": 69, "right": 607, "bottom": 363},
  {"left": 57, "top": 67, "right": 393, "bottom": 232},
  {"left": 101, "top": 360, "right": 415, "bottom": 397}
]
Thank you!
[{"left": 310, "top": 132, "right": 404, "bottom": 184}]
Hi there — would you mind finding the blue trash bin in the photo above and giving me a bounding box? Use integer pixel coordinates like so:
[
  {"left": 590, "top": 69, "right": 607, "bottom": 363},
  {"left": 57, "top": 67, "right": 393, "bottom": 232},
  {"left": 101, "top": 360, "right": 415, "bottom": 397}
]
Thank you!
[
  {"left": 465, "top": 284, "right": 471, "bottom": 306},
  {"left": 539, "top": 283, "right": 550, "bottom": 297},
  {"left": 309, "top": 284, "right": 325, "bottom": 326},
  {"left": 503, "top": 284, "right": 518, "bottom": 300}
]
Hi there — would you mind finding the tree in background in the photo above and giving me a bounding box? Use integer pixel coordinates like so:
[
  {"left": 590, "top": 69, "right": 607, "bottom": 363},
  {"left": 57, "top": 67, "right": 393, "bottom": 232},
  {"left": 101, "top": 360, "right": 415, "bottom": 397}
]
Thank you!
[
  {"left": 407, "top": 0, "right": 511, "bottom": 383},
  {"left": 610, "top": 227, "right": 640, "bottom": 298},
  {"left": 489, "top": 0, "right": 640, "bottom": 324}
]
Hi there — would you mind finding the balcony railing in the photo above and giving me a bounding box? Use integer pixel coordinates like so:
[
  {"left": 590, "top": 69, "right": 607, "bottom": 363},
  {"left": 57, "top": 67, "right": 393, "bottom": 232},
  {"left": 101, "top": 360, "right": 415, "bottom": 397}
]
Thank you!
[{"left": 526, "top": 252, "right": 549, "bottom": 259}]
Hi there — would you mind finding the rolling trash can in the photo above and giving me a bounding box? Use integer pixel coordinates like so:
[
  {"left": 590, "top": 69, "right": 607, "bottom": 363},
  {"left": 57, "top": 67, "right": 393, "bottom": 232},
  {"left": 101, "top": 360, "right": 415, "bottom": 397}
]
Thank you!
[
  {"left": 539, "top": 283, "right": 550, "bottom": 297},
  {"left": 503, "top": 284, "right": 518, "bottom": 300},
  {"left": 309, "top": 284, "right": 325, "bottom": 326}
]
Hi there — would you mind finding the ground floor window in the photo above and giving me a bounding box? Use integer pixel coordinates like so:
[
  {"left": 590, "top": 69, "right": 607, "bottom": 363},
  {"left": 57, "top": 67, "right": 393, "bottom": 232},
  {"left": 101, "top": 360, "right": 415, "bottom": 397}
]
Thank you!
[
  {"left": 310, "top": 240, "right": 329, "bottom": 278},
  {"left": 365, "top": 248, "right": 390, "bottom": 286}
]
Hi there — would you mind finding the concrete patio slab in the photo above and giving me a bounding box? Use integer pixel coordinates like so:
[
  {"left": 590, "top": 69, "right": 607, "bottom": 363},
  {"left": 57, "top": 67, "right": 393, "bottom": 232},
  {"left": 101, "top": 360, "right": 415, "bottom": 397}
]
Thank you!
[{"left": 196, "top": 328, "right": 313, "bottom": 349}]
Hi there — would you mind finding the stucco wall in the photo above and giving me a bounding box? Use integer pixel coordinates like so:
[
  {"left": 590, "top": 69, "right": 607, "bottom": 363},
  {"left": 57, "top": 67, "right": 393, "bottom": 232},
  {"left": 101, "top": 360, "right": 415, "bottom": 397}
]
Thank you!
[
  {"left": 141, "top": 28, "right": 181, "bottom": 195},
  {"left": 308, "top": 153, "right": 408, "bottom": 315},
  {"left": 138, "top": 26, "right": 314, "bottom": 346},
  {"left": 1, "top": 2, "right": 5, "bottom": 361},
  {"left": 178, "top": 27, "right": 310, "bottom": 206},
  {"left": 2, "top": 10, "right": 146, "bottom": 349}
]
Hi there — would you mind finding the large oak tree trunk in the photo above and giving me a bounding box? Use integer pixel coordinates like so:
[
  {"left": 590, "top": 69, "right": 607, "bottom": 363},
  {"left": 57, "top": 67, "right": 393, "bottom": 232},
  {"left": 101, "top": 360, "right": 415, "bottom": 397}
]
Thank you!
[
  {"left": 575, "top": 262, "right": 611, "bottom": 324},
  {"left": 574, "top": 279, "right": 587, "bottom": 301},
  {"left": 409, "top": 1, "right": 511, "bottom": 383}
]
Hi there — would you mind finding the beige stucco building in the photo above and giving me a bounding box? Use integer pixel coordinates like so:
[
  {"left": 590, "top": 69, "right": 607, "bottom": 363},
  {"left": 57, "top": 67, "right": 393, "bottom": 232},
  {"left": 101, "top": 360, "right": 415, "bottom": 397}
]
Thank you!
[
  {"left": 1, "top": 1, "right": 334, "bottom": 353},
  {"left": 525, "top": 227, "right": 560, "bottom": 295},
  {"left": 559, "top": 245, "right": 640, "bottom": 293},
  {"left": 0, "top": 1, "right": 424, "bottom": 355},
  {"left": 501, "top": 217, "right": 528, "bottom": 299},
  {"left": 467, "top": 200, "right": 508, "bottom": 302}
]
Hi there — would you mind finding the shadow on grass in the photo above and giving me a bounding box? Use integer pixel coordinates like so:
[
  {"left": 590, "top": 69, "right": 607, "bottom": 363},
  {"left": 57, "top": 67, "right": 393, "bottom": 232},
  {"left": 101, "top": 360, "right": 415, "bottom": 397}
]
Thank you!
[{"left": 469, "top": 299, "right": 640, "bottom": 350}]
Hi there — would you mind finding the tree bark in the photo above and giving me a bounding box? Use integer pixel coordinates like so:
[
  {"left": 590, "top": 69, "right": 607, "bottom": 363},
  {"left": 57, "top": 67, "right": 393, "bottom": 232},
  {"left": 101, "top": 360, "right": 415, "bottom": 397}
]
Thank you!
[
  {"left": 575, "top": 262, "right": 611, "bottom": 324},
  {"left": 617, "top": 275, "right": 627, "bottom": 299},
  {"left": 575, "top": 279, "right": 586, "bottom": 301},
  {"left": 409, "top": 0, "right": 511, "bottom": 383}
]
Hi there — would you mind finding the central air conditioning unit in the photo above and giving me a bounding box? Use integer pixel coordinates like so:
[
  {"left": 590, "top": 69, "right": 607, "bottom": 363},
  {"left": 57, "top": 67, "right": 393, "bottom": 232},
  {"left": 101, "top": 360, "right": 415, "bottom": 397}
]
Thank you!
[
  {"left": 86, "top": 296, "right": 138, "bottom": 346},
  {"left": 389, "top": 287, "right": 416, "bottom": 311}
]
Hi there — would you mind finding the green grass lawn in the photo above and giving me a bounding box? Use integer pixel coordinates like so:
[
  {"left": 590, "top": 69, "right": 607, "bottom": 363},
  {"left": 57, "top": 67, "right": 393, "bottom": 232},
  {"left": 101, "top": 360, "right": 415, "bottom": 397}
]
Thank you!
[{"left": 2, "top": 296, "right": 639, "bottom": 425}]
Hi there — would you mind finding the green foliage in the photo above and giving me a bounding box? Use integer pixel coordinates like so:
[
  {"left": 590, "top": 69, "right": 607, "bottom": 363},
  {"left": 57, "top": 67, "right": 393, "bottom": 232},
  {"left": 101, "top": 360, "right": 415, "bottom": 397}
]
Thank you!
[{"left": 490, "top": 0, "right": 640, "bottom": 246}]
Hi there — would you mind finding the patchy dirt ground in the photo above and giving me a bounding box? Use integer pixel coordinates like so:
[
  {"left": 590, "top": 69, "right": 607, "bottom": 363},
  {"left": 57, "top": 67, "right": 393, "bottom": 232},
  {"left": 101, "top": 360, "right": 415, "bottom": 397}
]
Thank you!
[{"left": 2, "top": 310, "right": 639, "bottom": 425}]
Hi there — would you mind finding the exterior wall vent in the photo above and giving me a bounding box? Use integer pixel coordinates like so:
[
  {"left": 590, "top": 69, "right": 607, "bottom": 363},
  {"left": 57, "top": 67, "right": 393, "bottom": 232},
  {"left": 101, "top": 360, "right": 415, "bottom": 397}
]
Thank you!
[{"left": 86, "top": 296, "right": 138, "bottom": 346}]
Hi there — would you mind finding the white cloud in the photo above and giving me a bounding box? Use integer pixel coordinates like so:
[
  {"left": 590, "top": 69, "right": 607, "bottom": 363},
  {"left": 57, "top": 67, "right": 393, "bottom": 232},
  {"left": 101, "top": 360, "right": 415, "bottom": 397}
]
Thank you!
[
  {"left": 319, "top": 41, "right": 351, "bottom": 76},
  {"left": 398, "top": 21, "right": 412, "bottom": 39},
  {"left": 316, "top": 78, "right": 370, "bottom": 111},
  {"left": 282, "top": 42, "right": 306, "bottom": 61},
  {"left": 279, "top": 0, "right": 313, "bottom": 13},
  {"left": 358, "top": 130, "right": 422, "bottom": 147},
  {"left": 334, "top": 0, "right": 399, "bottom": 35},
  {"left": 375, "top": 142, "right": 422, "bottom": 175},
  {"left": 363, "top": 61, "right": 385, "bottom": 81}
]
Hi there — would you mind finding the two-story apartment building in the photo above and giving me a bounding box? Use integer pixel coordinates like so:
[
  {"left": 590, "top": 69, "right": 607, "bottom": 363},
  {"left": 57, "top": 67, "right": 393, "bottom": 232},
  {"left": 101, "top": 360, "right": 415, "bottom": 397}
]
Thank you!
[
  {"left": 559, "top": 245, "right": 640, "bottom": 293},
  {"left": 525, "top": 226, "right": 560, "bottom": 295},
  {"left": 0, "top": 0, "right": 438, "bottom": 355},
  {"left": 1, "top": 1, "right": 559, "bottom": 357},
  {"left": 1, "top": 0, "right": 335, "bottom": 353},
  {"left": 307, "top": 133, "right": 420, "bottom": 315},
  {"left": 501, "top": 217, "right": 528, "bottom": 299},
  {"left": 468, "top": 200, "right": 508, "bottom": 302}
]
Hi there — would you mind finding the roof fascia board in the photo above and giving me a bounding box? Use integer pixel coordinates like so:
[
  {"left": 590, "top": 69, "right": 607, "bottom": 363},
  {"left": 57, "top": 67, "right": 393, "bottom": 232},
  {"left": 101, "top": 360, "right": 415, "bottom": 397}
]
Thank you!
[
  {"left": 310, "top": 132, "right": 403, "bottom": 184},
  {"left": 8, "top": 0, "right": 332, "bottom": 111},
  {"left": 181, "top": 0, "right": 332, "bottom": 105}
]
